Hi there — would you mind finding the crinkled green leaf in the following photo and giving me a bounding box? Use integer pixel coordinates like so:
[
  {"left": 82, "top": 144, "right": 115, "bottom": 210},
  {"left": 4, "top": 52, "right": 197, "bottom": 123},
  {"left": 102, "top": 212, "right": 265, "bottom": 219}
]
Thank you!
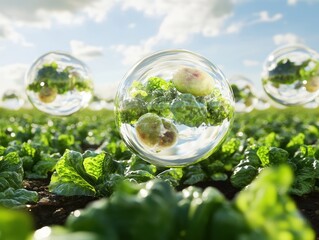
[
  {"left": 183, "top": 165, "right": 206, "bottom": 185},
  {"left": 286, "top": 133, "right": 305, "bottom": 153},
  {"left": 125, "top": 170, "right": 155, "bottom": 182},
  {"left": 257, "top": 146, "right": 288, "bottom": 166},
  {"left": 67, "top": 180, "right": 178, "bottom": 240},
  {"left": 221, "top": 138, "right": 241, "bottom": 157},
  {"left": 256, "top": 146, "right": 270, "bottom": 166},
  {"left": 0, "top": 188, "right": 38, "bottom": 208},
  {"left": 235, "top": 165, "right": 314, "bottom": 240},
  {"left": 230, "top": 165, "right": 258, "bottom": 188},
  {"left": 49, "top": 150, "right": 96, "bottom": 196},
  {"left": 290, "top": 157, "right": 319, "bottom": 195},
  {"left": 83, "top": 152, "right": 106, "bottom": 180},
  {"left": 0, "top": 152, "right": 23, "bottom": 191},
  {"left": 25, "top": 152, "right": 59, "bottom": 179},
  {"left": 49, "top": 150, "right": 127, "bottom": 197},
  {"left": 126, "top": 155, "right": 157, "bottom": 174},
  {"left": 156, "top": 168, "right": 183, "bottom": 187}
]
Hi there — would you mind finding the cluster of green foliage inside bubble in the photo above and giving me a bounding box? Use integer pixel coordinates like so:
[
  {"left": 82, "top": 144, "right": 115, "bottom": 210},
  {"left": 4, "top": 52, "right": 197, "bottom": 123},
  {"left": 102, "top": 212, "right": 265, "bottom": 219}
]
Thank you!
[
  {"left": 265, "top": 58, "right": 319, "bottom": 90},
  {"left": 27, "top": 62, "right": 93, "bottom": 96},
  {"left": 0, "top": 106, "right": 319, "bottom": 238},
  {"left": 1, "top": 92, "right": 19, "bottom": 101},
  {"left": 118, "top": 76, "right": 233, "bottom": 128}
]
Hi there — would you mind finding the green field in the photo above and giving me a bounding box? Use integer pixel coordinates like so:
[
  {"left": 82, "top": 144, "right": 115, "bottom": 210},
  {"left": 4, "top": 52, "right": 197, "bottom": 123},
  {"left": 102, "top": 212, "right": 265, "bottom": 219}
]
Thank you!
[{"left": 0, "top": 106, "right": 318, "bottom": 239}]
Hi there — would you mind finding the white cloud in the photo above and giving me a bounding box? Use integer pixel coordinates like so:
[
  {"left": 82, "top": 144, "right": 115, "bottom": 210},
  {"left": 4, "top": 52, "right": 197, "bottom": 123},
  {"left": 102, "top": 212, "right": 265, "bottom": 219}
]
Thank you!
[
  {"left": 0, "top": 17, "right": 33, "bottom": 46},
  {"left": 243, "top": 59, "right": 260, "bottom": 67},
  {"left": 121, "top": 0, "right": 234, "bottom": 44},
  {"left": 0, "top": 0, "right": 116, "bottom": 26},
  {"left": 116, "top": 2, "right": 283, "bottom": 67},
  {"left": 226, "top": 11, "right": 282, "bottom": 35},
  {"left": 0, "top": 0, "right": 116, "bottom": 44},
  {"left": 287, "top": 0, "right": 298, "bottom": 5},
  {"left": 287, "top": 0, "right": 319, "bottom": 5},
  {"left": 273, "top": 33, "right": 303, "bottom": 45},
  {"left": 112, "top": 36, "right": 158, "bottom": 66},
  {"left": 255, "top": 11, "right": 283, "bottom": 23},
  {"left": 114, "top": 0, "right": 234, "bottom": 65},
  {"left": 0, "top": 63, "right": 29, "bottom": 98},
  {"left": 70, "top": 40, "right": 103, "bottom": 61},
  {"left": 226, "top": 22, "right": 245, "bottom": 34}
]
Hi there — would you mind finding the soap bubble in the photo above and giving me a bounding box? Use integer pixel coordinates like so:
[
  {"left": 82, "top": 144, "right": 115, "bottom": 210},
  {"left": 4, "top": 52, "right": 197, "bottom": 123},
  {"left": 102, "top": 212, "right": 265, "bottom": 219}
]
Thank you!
[
  {"left": 1, "top": 90, "right": 24, "bottom": 110},
  {"left": 25, "top": 52, "right": 94, "bottom": 116},
  {"left": 114, "top": 49, "right": 234, "bottom": 167},
  {"left": 88, "top": 94, "right": 105, "bottom": 111},
  {"left": 229, "top": 75, "right": 258, "bottom": 112},
  {"left": 262, "top": 44, "right": 319, "bottom": 106},
  {"left": 303, "top": 99, "right": 318, "bottom": 109},
  {"left": 255, "top": 93, "right": 271, "bottom": 111}
]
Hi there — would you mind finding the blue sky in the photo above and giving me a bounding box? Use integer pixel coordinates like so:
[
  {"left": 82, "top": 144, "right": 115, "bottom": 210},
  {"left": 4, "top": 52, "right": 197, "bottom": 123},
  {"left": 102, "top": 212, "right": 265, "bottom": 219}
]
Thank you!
[{"left": 0, "top": 0, "right": 318, "bottom": 99}]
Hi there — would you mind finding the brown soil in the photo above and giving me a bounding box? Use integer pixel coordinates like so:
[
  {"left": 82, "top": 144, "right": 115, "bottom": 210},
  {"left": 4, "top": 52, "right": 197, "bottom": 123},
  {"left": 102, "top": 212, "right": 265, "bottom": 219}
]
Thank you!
[
  {"left": 23, "top": 178, "right": 96, "bottom": 229},
  {"left": 24, "top": 178, "right": 319, "bottom": 239},
  {"left": 293, "top": 193, "right": 319, "bottom": 239}
]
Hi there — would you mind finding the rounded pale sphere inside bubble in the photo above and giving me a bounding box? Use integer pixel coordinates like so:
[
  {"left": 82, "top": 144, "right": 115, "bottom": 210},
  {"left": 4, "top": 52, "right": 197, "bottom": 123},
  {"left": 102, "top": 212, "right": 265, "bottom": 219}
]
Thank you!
[
  {"left": 230, "top": 75, "right": 258, "bottom": 113},
  {"left": 25, "top": 52, "right": 94, "bottom": 116},
  {"left": 114, "top": 49, "right": 234, "bottom": 167},
  {"left": 262, "top": 44, "right": 319, "bottom": 106}
]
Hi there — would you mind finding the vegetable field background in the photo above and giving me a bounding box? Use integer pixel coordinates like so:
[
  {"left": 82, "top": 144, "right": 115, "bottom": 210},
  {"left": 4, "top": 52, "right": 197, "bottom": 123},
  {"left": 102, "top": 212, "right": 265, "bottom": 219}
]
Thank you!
[{"left": 0, "top": 106, "right": 319, "bottom": 239}]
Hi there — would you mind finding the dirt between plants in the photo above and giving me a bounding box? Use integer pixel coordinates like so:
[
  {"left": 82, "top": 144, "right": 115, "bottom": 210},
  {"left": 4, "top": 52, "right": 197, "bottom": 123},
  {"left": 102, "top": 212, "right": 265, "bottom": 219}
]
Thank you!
[
  {"left": 23, "top": 178, "right": 319, "bottom": 239},
  {"left": 23, "top": 178, "right": 96, "bottom": 229}
]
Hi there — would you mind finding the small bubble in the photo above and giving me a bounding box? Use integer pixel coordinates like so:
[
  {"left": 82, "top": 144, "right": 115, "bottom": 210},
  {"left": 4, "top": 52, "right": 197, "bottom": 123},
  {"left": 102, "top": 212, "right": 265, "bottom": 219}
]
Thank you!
[
  {"left": 1, "top": 90, "right": 24, "bottom": 110},
  {"left": 25, "top": 52, "right": 94, "bottom": 116},
  {"left": 262, "top": 44, "right": 319, "bottom": 106},
  {"left": 229, "top": 75, "right": 258, "bottom": 112}
]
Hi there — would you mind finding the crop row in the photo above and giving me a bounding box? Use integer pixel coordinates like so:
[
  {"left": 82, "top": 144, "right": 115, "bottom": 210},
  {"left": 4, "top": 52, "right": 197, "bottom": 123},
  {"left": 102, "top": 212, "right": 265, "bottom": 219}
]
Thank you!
[{"left": 0, "top": 107, "right": 318, "bottom": 239}]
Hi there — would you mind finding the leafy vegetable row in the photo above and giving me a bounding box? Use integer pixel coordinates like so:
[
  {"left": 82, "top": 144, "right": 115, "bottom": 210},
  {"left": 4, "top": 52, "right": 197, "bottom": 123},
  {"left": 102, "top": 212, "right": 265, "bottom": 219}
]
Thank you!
[
  {"left": 0, "top": 166, "right": 314, "bottom": 240},
  {"left": 1, "top": 106, "right": 319, "bottom": 207}
]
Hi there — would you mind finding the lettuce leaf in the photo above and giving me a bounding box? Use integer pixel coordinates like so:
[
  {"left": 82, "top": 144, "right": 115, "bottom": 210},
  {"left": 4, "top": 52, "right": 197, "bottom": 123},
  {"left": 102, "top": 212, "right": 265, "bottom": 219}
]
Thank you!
[
  {"left": 0, "top": 207, "right": 33, "bottom": 240},
  {"left": 0, "top": 151, "right": 38, "bottom": 207},
  {"left": 36, "top": 166, "right": 314, "bottom": 240}
]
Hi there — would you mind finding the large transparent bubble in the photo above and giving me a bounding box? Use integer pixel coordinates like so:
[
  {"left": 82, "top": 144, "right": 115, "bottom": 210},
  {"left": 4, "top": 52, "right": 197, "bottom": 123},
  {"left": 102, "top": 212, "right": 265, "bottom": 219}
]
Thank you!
[
  {"left": 230, "top": 75, "right": 258, "bottom": 112},
  {"left": 1, "top": 90, "right": 24, "bottom": 110},
  {"left": 25, "top": 52, "right": 94, "bottom": 116},
  {"left": 262, "top": 44, "right": 319, "bottom": 106},
  {"left": 114, "top": 49, "right": 234, "bottom": 167}
]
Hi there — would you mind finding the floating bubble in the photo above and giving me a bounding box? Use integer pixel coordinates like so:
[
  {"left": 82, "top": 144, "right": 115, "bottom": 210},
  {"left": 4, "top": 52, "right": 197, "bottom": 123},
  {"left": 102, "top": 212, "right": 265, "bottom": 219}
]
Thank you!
[
  {"left": 114, "top": 49, "right": 234, "bottom": 167},
  {"left": 254, "top": 92, "right": 271, "bottom": 111},
  {"left": 229, "top": 75, "right": 258, "bottom": 112},
  {"left": 262, "top": 44, "right": 319, "bottom": 106},
  {"left": 88, "top": 94, "right": 105, "bottom": 111},
  {"left": 25, "top": 52, "right": 94, "bottom": 116},
  {"left": 1, "top": 90, "right": 24, "bottom": 110},
  {"left": 303, "top": 99, "right": 318, "bottom": 109}
]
